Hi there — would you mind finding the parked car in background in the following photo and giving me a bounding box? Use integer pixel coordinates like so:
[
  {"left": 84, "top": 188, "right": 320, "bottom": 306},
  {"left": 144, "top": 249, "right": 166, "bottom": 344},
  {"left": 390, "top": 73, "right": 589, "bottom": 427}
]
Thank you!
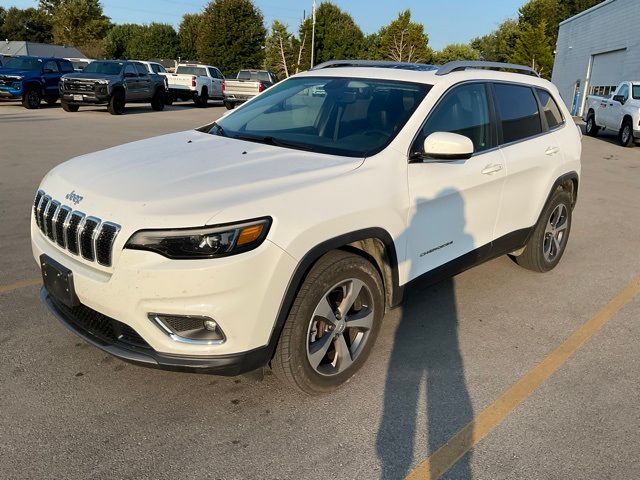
[
  {"left": 0, "top": 56, "right": 74, "bottom": 108},
  {"left": 65, "top": 57, "right": 94, "bottom": 71},
  {"left": 166, "top": 63, "right": 224, "bottom": 107},
  {"left": 132, "top": 60, "right": 169, "bottom": 76},
  {"left": 33, "top": 60, "right": 581, "bottom": 394},
  {"left": 59, "top": 60, "right": 166, "bottom": 115},
  {"left": 223, "top": 69, "right": 278, "bottom": 109},
  {"left": 583, "top": 81, "right": 640, "bottom": 146}
]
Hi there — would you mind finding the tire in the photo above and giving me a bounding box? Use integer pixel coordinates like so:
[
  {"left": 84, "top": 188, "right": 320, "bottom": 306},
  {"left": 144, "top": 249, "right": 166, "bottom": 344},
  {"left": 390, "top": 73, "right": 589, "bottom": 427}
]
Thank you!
[
  {"left": 271, "top": 250, "right": 384, "bottom": 395},
  {"left": 224, "top": 100, "right": 235, "bottom": 110},
  {"left": 164, "top": 94, "right": 174, "bottom": 105},
  {"left": 45, "top": 97, "right": 58, "bottom": 105},
  {"left": 514, "top": 189, "right": 572, "bottom": 273},
  {"left": 107, "top": 90, "right": 125, "bottom": 115},
  {"left": 194, "top": 87, "right": 208, "bottom": 107},
  {"left": 619, "top": 119, "right": 634, "bottom": 147},
  {"left": 151, "top": 89, "right": 165, "bottom": 111},
  {"left": 22, "top": 88, "right": 41, "bottom": 109},
  {"left": 585, "top": 112, "right": 599, "bottom": 137},
  {"left": 61, "top": 102, "right": 79, "bottom": 112}
]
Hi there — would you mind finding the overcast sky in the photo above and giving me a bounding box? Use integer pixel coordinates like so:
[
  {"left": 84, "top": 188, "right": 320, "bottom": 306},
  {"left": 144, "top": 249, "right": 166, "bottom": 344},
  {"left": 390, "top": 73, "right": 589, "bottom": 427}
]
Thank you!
[{"left": 7, "top": 0, "right": 527, "bottom": 50}]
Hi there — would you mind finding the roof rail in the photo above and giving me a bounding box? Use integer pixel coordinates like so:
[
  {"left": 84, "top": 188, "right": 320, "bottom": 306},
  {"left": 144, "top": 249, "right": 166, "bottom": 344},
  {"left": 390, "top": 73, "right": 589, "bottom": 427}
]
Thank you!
[
  {"left": 311, "top": 60, "right": 438, "bottom": 72},
  {"left": 436, "top": 61, "right": 540, "bottom": 77}
]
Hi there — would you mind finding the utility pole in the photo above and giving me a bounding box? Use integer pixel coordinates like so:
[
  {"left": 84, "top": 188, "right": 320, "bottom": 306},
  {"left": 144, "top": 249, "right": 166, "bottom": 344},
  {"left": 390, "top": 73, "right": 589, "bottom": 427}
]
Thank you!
[{"left": 310, "top": 1, "right": 316, "bottom": 68}]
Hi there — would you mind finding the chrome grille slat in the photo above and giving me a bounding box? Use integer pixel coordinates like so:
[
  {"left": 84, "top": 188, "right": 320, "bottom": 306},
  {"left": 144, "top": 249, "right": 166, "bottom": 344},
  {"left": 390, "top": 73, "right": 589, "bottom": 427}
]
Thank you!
[{"left": 33, "top": 190, "right": 120, "bottom": 267}]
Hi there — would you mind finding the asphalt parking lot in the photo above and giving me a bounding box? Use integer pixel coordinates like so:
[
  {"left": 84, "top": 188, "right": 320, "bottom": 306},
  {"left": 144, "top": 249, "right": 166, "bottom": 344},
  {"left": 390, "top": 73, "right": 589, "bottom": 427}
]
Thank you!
[{"left": 1, "top": 101, "right": 639, "bottom": 480}]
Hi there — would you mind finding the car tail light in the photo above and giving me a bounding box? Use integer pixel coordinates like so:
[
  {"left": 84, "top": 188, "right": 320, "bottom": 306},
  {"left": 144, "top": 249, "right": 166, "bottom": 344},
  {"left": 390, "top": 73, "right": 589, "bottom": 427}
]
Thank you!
[
  {"left": 222, "top": 81, "right": 225, "bottom": 93},
  {"left": 191, "top": 76, "right": 196, "bottom": 87},
  {"left": 258, "top": 83, "right": 265, "bottom": 93}
]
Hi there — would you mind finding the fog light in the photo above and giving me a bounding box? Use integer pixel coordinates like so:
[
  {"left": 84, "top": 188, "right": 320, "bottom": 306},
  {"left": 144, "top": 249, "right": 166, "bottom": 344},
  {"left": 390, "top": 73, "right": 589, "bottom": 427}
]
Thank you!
[
  {"left": 149, "top": 313, "right": 226, "bottom": 344},
  {"left": 203, "top": 319, "right": 218, "bottom": 331}
]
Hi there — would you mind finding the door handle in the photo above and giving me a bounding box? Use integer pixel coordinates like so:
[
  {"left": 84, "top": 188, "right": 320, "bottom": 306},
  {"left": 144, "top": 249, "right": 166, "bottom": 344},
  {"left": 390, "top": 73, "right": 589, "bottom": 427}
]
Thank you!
[
  {"left": 481, "top": 164, "right": 504, "bottom": 175},
  {"left": 545, "top": 146, "right": 560, "bottom": 156}
]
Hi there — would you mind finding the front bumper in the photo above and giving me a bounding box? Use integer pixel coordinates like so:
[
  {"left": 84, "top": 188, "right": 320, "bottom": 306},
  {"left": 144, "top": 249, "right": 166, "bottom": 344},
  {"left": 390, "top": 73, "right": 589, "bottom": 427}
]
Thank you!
[
  {"left": 168, "top": 87, "right": 196, "bottom": 99},
  {"left": 0, "top": 86, "right": 22, "bottom": 98},
  {"left": 41, "top": 287, "right": 270, "bottom": 374},
  {"left": 61, "top": 92, "right": 110, "bottom": 105}
]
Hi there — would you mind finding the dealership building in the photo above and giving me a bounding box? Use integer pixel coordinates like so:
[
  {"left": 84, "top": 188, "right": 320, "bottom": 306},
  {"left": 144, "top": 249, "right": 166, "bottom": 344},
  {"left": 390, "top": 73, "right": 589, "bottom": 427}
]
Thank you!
[{"left": 551, "top": 0, "right": 640, "bottom": 116}]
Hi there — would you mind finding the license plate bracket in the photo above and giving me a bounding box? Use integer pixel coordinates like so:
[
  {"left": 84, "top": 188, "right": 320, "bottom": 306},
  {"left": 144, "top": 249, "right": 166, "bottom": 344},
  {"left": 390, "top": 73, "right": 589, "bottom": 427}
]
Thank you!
[{"left": 40, "top": 254, "right": 79, "bottom": 307}]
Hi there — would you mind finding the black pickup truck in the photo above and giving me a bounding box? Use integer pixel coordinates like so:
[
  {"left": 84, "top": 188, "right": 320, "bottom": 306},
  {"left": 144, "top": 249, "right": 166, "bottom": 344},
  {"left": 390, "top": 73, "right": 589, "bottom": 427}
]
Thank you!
[{"left": 59, "top": 60, "right": 167, "bottom": 115}]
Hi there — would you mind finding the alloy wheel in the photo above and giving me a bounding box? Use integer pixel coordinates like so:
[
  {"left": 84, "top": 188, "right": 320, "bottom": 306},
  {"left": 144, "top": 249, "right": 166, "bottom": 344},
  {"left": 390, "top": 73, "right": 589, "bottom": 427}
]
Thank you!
[
  {"left": 622, "top": 125, "right": 631, "bottom": 144},
  {"left": 306, "top": 278, "right": 375, "bottom": 376},
  {"left": 543, "top": 204, "right": 568, "bottom": 262}
]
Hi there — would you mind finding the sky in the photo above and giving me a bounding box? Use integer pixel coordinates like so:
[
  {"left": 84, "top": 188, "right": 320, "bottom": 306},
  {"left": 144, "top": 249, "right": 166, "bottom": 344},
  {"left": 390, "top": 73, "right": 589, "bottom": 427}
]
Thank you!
[{"left": 7, "top": 0, "right": 527, "bottom": 50}]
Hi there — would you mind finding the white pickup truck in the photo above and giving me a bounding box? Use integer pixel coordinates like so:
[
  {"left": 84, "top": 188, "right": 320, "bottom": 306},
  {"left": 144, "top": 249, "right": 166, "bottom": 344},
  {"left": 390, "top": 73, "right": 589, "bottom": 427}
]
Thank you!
[
  {"left": 583, "top": 81, "right": 640, "bottom": 147},
  {"left": 166, "top": 63, "right": 225, "bottom": 107}
]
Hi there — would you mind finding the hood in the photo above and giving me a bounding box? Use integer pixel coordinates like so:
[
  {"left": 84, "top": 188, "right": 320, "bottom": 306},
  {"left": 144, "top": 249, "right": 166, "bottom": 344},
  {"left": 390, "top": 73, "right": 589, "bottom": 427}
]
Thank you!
[
  {"left": 0, "top": 68, "right": 37, "bottom": 78},
  {"left": 41, "top": 130, "right": 364, "bottom": 229},
  {"left": 62, "top": 72, "right": 120, "bottom": 82}
]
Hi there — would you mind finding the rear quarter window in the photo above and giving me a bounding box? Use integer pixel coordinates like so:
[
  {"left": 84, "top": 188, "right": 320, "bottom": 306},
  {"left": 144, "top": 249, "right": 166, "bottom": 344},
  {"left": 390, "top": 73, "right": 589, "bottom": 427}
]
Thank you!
[
  {"left": 536, "top": 89, "right": 564, "bottom": 129},
  {"left": 494, "top": 83, "right": 542, "bottom": 144}
]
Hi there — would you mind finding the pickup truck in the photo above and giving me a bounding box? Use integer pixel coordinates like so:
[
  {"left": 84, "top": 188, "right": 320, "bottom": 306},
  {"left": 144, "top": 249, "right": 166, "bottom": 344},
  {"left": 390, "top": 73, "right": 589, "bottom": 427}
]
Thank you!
[
  {"left": 59, "top": 60, "right": 167, "bottom": 115},
  {"left": 583, "top": 81, "right": 640, "bottom": 147},
  {"left": 0, "top": 56, "right": 75, "bottom": 108},
  {"left": 223, "top": 69, "right": 277, "bottom": 109},
  {"left": 166, "top": 63, "right": 224, "bottom": 107}
]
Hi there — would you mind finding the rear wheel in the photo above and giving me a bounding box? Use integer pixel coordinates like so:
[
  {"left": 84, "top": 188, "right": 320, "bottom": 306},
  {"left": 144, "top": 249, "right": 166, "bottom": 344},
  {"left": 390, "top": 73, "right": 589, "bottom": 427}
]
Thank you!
[
  {"left": 61, "top": 102, "right": 79, "bottom": 112},
  {"left": 272, "top": 250, "right": 384, "bottom": 395},
  {"left": 224, "top": 100, "right": 235, "bottom": 110},
  {"left": 585, "top": 112, "right": 599, "bottom": 137},
  {"left": 164, "top": 93, "right": 174, "bottom": 105},
  {"left": 619, "top": 119, "right": 635, "bottom": 147},
  {"left": 107, "top": 90, "right": 125, "bottom": 115},
  {"left": 151, "top": 89, "right": 165, "bottom": 111},
  {"left": 194, "top": 87, "right": 208, "bottom": 107},
  {"left": 514, "top": 189, "right": 572, "bottom": 273},
  {"left": 22, "top": 88, "right": 41, "bottom": 109}
]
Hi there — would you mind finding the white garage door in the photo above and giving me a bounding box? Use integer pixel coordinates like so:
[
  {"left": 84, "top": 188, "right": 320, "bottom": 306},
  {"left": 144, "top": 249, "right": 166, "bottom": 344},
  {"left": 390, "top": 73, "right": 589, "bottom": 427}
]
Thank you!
[{"left": 589, "top": 49, "right": 626, "bottom": 96}]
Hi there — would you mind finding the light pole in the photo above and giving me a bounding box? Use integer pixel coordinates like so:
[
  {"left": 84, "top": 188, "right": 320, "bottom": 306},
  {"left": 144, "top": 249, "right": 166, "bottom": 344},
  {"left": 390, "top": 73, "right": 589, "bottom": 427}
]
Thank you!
[{"left": 310, "top": 1, "right": 316, "bottom": 68}]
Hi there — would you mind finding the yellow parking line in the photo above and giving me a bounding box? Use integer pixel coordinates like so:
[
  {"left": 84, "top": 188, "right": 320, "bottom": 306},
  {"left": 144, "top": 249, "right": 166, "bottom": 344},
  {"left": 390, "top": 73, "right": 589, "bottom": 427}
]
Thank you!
[
  {"left": 406, "top": 275, "right": 640, "bottom": 480},
  {"left": 0, "top": 278, "right": 41, "bottom": 295}
]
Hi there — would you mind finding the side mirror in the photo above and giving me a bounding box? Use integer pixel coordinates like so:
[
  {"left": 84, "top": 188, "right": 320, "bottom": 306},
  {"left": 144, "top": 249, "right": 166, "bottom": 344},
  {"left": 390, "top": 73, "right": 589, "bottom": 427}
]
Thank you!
[
  {"left": 420, "top": 132, "right": 474, "bottom": 161},
  {"left": 613, "top": 94, "right": 625, "bottom": 104}
]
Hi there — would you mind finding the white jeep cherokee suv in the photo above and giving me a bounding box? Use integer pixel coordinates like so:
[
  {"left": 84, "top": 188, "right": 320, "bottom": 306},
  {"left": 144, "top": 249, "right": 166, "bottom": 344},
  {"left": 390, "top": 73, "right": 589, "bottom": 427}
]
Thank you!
[{"left": 32, "top": 60, "right": 581, "bottom": 394}]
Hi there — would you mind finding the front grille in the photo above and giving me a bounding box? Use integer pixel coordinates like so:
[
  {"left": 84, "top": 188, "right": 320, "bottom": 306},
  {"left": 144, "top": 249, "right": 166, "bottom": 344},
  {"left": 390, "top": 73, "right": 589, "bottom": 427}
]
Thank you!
[
  {"left": 64, "top": 81, "right": 96, "bottom": 93},
  {"left": 34, "top": 190, "right": 120, "bottom": 267},
  {"left": 52, "top": 297, "right": 150, "bottom": 350}
]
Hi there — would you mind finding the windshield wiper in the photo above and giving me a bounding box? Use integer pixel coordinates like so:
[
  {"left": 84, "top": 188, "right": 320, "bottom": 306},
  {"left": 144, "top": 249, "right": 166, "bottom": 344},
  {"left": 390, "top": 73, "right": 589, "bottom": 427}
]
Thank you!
[{"left": 232, "top": 133, "right": 316, "bottom": 152}]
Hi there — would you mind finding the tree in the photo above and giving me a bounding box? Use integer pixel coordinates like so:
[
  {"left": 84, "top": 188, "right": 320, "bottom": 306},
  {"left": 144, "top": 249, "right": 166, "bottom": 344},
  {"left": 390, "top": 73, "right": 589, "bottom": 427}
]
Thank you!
[
  {"left": 298, "top": 2, "right": 365, "bottom": 70},
  {"left": 49, "top": 0, "right": 111, "bottom": 48},
  {"left": 1, "top": 7, "right": 52, "bottom": 43},
  {"left": 434, "top": 43, "right": 481, "bottom": 64},
  {"left": 196, "top": 0, "right": 266, "bottom": 76},
  {"left": 509, "top": 21, "right": 554, "bottom": 77},
  {"left": 178, "top": 13, "right": 202, "bottom": 61},
  {"left": 471, "top": 19, "right": 520, "bottom": 63},
  {"left": 263, "top": 20, "right": 296, "bottom": 79},
  {"left": 104, "top": 23, "right": 144, "bottom": 59},
  {"left": 127, "top": 23, "right": 178, "bottom": 60},
  {"left": 373, "top": 10, "right": 432, "bottom": 63}
]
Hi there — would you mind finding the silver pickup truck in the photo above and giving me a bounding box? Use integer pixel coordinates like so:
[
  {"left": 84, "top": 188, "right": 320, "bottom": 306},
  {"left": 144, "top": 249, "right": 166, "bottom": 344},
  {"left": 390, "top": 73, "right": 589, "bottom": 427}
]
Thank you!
[{"left": 223, "top": 69, "right": 277, "bottom": 109}]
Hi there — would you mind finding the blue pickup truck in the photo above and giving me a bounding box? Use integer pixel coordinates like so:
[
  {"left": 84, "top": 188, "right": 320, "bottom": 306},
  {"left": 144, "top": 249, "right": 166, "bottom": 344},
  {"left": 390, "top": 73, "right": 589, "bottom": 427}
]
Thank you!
[{"left": 0, "top": 56, "right": 75, "bottom": 109}]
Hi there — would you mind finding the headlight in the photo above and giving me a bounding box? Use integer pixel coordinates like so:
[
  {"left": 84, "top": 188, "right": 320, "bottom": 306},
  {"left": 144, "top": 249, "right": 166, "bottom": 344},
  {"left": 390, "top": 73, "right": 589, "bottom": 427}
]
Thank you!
[{"left": 125, "top": 217, "right": 271, "bottom": 259}]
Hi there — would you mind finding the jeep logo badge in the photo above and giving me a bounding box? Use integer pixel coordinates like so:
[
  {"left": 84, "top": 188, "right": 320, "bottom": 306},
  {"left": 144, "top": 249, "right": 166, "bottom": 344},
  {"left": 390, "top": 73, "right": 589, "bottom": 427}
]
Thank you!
[{"left": 65, "top": 190, "right": 84, "bottom": 205}]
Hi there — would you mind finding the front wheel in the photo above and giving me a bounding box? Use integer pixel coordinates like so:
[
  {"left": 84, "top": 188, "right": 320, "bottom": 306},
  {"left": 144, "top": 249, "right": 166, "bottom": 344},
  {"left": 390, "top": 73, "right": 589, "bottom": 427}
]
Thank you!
[
  {"left": 272, "top": 250, "right": 384, "bottom": 395},
  {"left": 61, "top": 102, "right": 79, "bottom": 112},
  {"left": 224, "top": 100, "right": 235, "bottom": 110},
  {"left": 585, "top": 113, "right": 599, "bottom": 137},
  {"left": 107, "top": 90, "right": 125, "bottom": 115},
  {"left": 514, "top": 189, "right": 572, "bottom": 272},
  {"left": 194, "top": 87, "right": 208, "bottom": 107},
  {"left": 22, "top": 88, "right": 42, "bottom": 109},
  {"left": 619, "top": 120, "right": 635, "bottom": 147}
]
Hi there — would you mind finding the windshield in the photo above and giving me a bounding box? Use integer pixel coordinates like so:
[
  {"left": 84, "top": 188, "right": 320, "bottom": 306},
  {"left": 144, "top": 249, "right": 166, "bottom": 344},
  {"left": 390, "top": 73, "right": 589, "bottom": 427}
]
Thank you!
[
  {"left": 633, "top": 85, "right": 640, "bottom": 100},
  {"left": 83, "top": 61, "right": 124, "bottom": 75},
  {"left": 211, "top": 76, "right": 430, "bottom": 157},
  {"left": 4, "top": 57, "right": 42, "bottom": 71},
  {"left": 177, "top": 66, "right": 207, "bottom": 76}
]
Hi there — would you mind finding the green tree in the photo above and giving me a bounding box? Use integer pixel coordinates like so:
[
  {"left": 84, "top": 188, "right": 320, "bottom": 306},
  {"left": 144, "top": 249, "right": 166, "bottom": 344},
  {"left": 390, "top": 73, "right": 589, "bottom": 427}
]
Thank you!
[
  {"left": 373, "top": 10, "right": 432, "bottom": 63},
  {"left": 196, "top": 0, "right": 266, "bottom": 76},
  {"left": 471, "top": 19, "right": 520, "bottom": 63},
  {"left": 104, "top": 23, "right": 144, "bottom": 59},
  {"left": 298, "top": 2, "right": 365, "bottom": 70},
  {"left": 509, "top": 21, "right": 554, "bottom": 77},
  {"left": 178, "top": 13, "right": 202, "bottom": 61},
  {"left": 434, "top": 43, "right": 481, "bottom": 64},
  {"left": 127, "top": 23, "right": 178, "bottom": 60},
  {"left": 263, "top": 20, "right": 296, "bottom": 78},
  {"left": 49, "top": 0, "right": 111, "bottom": 48},
  {"left": 1, "top": 7, "right": 52, "bottom": 43}
]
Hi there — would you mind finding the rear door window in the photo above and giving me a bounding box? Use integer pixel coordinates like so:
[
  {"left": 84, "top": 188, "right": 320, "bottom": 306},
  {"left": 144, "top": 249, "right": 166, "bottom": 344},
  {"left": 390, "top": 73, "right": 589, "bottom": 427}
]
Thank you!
[
  {"left": 134, "top": 63, "right": 148, "bottom": 76},
  {"left": 43, "top": 60, "right": 59, "bottom": 73},
  {"left": 535, "top": 89, "right": 564, "bottom": 129},
  {"left": 493, "top": 83, "right": 542, "bottom": 144}
]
